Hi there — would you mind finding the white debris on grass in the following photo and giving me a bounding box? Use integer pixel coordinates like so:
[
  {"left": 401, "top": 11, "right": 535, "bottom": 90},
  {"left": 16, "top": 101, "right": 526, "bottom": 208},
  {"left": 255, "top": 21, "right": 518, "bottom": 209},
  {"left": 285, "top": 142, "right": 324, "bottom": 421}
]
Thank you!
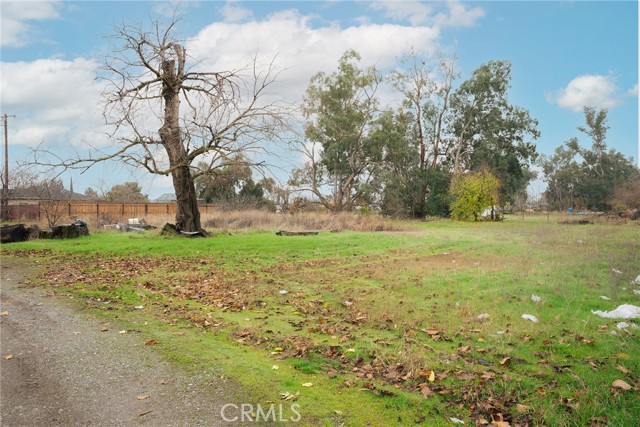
[
  {"left": 343, "top": 300, "right": 353, "bottom": 306},
  {"left": 449, "top": 417, "right": 465, "bottom": 424},
  {"left": 611, "top": 268, "right": 623, "bottom": 275},
  {"left": 476, "top": 313, "right": 490, "bottom": 320},
  {"left": 616, "top": 322, "right": 629, "bottom": 329},
  {"left": 134, "top": 305, "right": 144, "bottom": 310},
  {"left": 600, "top": 296, "right": 611, "bottom": 300},
  {"left": 531, "top": 294, "right": 541, "bottom": 303},
  {"left": 632, "top": 275, "right": 640, "bottom": 285},
  {"left": 592, "top": 304, "right": 640, "bottom": 319},
  {"left": 521, "top": 314, "right": 539, "bottom": 323},
  {"left": 633, "top": 290, "right": 640, "bottom": 295},
  {"left": 279, "top": 290, "right": 288, "bottom": 295}
]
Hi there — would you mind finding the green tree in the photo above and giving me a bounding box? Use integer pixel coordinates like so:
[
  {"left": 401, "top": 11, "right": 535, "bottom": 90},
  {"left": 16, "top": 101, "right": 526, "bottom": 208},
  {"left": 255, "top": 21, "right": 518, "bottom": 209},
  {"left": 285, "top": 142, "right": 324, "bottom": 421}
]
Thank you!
[
  {"left": 449, "top": 169, "right": 501, "bottom": 221},
  {"left": 386, "top": 52, "right": 457, "bottom": 217},
  {"left": 83, "top": 187, "right": 100, "bottom": 200},
  {"left": 104, "top": 182, "right": 148, "bottom": 202},
  {"left": 449, "top": 60, "right": 539, "bottom": 203},
  {"left": 293, "top": 50, "right": 382, "bottom": 211},
  {"left": 194, "top": 157, "right": 268, "bottom": 208},
  {"left": 541, "top": 107, "right": 638, "bottom": 211}
]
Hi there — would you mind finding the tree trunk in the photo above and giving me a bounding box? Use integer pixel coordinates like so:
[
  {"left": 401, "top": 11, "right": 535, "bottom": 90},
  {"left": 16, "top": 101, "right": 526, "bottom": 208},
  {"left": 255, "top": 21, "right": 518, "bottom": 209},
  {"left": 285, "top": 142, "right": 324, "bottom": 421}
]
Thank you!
[
  {"left": 159, "top": 57, "right": 202, "bottom": 232},
  {"left": 172, "top": 165, "right": 201, "bottom": 232}
]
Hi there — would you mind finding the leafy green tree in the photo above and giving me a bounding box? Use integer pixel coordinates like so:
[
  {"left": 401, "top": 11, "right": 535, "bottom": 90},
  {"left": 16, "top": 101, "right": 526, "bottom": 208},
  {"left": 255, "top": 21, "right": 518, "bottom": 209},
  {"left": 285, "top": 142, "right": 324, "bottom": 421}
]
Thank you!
[
  {"left": 293, "top": 50, "right": 382, "bottom": 211},
  {"left": 104, "top": 182, "right": 148, "bottom": 202},
  {"left": 449, "top": 60, "right": 539, "bottom": 203},
  {"left": 386, "top": 52, "right": 457, "bottom": 217},
  {"left": 541, "top": 107, "right": 638, "bottom": 210},
  {"left": 449, "top": 169, "right": 501, "bottom": 221},
  {"left": 194, "top": 157, "right": 268, "bottom": 208},
  {"left": 83, "top": 187, "right": 100, "bottom": 200}
]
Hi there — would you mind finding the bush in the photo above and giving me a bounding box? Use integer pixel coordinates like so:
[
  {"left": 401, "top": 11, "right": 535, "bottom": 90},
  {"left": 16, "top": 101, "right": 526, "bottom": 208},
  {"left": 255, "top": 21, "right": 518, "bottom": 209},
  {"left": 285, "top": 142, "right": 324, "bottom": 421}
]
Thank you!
[{"left": 449, "top": 169, "right": 501, "bottom": 221}]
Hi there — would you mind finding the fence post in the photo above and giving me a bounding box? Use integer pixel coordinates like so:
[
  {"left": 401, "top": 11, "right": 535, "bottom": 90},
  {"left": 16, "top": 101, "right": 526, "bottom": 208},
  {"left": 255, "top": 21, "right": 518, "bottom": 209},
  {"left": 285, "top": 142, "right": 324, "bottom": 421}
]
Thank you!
[
  {"left": 68, "top": 202, "right": 72, "bottom": 218},
  {"left": 38, "top": 202, "right": 41, "bottom": 222},
  {"left": 96, "top": 203, "right": 99, "bottom": 219},
  {"left": 145, "top": 203, "right": 148, "bottom": 216}
]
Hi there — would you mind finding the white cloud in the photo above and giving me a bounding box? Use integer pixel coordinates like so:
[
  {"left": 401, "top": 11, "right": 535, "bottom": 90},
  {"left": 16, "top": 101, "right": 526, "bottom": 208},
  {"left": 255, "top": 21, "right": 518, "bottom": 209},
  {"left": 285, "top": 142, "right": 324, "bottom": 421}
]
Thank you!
[
  {"left": 0, "top": 0, "right": 61, "bottom": 47},
  {"left": 547, "top": 74, "right": 622, "bottom": 112},
  {"left": 186, "top": 9, "right": 440, "bottom": 106},
  {"left": 627, "top": 83, "right": 638, "bottom": 97},
  {"left": 0, "top": 58, "right": 106, "bottom": 148},
  {"left": 220, "top": 1, "right": 253, "bottom": 23},
  {"left": 371, "top": 0, "right": 484, "bottom": 27}
]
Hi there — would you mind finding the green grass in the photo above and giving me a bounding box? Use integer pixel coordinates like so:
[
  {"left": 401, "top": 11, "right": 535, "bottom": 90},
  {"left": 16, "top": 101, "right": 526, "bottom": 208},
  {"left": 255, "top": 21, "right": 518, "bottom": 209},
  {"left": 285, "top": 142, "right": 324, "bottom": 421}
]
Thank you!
[{"left": 3, "top": 215, "right": 639, "bottom": 426}]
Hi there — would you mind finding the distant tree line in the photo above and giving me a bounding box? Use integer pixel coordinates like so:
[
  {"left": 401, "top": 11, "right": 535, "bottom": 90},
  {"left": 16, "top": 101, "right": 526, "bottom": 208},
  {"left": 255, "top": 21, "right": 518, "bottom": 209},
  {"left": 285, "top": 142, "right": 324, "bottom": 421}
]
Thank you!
[
  {"left": 540, "top": 107, "right": 638, "bottom": 212},
  {"left": 24, "top": 15, "right": 638, "bottom": 227},
  {"left": 287, "top": 50, "right": 540, "bottom": 220}
]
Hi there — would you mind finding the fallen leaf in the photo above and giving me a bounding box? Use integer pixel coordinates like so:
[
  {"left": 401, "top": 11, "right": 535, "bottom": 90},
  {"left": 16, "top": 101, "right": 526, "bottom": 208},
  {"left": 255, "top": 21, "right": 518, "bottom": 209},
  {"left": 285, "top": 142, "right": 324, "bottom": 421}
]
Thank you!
[
  {"left": 334, "top": 410, "right": 343, "bottom": 415},
  {"left": 419, "top": 383, "right": 434, "bottom": 398},
  {"left": 100, "top": 326, "right": 109, "bottom": 332},
  {"left": 137, "top": 395, "right": 149, "bottom": 400},
  {"left": 302, "top": 382, "right": 313, "bottom": 387},
  {"left": 3, "top": 354, "right": 13, "bottom": 360},
  {"left": 1, "top": 310, "right": 8, "bottom": 316},
  {"left": 272, "top": 365, "right": 279, "bottom": 370},
  {"left": 119, "top": 330, "right": 127, "bottom": 334},
  {"left": 144, "top": 339, "right": 159, "bottom": 345},
  {"left": 477, "top": 337, "right": 486, "bottom": 342},
  {"left": 516, "top": 404, "right": 531, "bottom": 413},
  {"left": 611, "top": 379, "right": 632, "bottom": 391},
  {"left": 499, "top": 357, "right": 512, "bottom": 365},
  {"left": 428, "top": 370, "right": 435, "bottom": 382},
  {"left": 616, "top": 365, "right": 630, "bottom": 375},
  {"left": 280, "top": 391, "right": 300, "bottom": 401}
]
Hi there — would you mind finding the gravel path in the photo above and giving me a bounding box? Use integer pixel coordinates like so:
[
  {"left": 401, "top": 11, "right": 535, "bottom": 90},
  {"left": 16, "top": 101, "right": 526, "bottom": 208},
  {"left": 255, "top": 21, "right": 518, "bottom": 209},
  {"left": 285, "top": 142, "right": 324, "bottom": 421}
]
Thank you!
[{"left": 0, "top": 258, "right": 239, "bottom": 427}]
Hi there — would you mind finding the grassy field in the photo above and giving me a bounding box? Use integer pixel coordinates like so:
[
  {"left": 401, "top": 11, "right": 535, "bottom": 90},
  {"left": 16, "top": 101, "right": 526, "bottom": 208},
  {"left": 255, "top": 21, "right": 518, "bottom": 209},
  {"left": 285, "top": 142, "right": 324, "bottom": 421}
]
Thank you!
[{"left": 3, "top": 214, "right": 639, "bottom": 426}]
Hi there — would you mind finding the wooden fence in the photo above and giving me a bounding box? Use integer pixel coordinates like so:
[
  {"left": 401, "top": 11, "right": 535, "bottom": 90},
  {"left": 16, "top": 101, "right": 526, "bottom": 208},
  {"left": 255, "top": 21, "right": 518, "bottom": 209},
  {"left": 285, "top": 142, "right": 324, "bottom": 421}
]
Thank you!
[{"left": 8, "top": 201, "right": 216, "bottom": 222}]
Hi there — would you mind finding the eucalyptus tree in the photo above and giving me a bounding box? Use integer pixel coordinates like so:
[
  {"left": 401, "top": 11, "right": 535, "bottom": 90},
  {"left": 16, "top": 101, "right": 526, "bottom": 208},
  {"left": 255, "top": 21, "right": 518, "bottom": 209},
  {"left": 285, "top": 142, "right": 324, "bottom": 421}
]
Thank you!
[
  {"left": 541, "top": 107, "right": 638, "bottom": 210},
  {"left": 448, "top": 60, "right": 539, "bottom": 203},
  {"left": 292, "top": 50, "right": 382, "bottom": 211}
]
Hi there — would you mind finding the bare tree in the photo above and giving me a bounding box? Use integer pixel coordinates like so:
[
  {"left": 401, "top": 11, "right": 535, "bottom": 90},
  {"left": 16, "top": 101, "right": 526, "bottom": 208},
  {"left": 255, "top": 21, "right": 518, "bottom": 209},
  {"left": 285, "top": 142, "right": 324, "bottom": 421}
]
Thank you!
[
  {"left": 34, "top": 17, "right": 288, "bottom": 232},
  {"left": 37, "top": 179, "right": 70, "bottom": 228}
]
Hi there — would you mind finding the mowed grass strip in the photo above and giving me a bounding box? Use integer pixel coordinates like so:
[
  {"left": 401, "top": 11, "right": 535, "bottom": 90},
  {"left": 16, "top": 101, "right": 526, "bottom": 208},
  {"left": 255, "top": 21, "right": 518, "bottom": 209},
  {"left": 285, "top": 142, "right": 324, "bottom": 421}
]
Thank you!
[{"left": 5, "top": 216, "right": 639, "bottom": 426}]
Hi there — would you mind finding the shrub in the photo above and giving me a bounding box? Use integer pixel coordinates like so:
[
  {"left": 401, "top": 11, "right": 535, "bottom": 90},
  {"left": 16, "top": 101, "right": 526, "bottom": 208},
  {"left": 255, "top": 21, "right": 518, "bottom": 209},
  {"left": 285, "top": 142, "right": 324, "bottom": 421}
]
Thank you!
[{"left": 449, "top": 169, "right": 501, "bottom": 221}]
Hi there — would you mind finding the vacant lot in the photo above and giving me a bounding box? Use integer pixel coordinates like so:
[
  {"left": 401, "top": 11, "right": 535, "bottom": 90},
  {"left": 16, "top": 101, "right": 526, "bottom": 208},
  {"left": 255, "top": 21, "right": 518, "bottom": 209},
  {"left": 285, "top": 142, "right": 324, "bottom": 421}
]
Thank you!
[{"left": 3, "top": 215, "right": 639, "bottom": 426}]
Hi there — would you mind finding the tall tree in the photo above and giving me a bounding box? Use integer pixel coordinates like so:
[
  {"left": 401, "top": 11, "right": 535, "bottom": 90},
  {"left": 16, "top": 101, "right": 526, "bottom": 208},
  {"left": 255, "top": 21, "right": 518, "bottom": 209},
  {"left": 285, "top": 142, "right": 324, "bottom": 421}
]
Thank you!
[
  {"left": 389, "top": 52, "right": 457, "bottom": 216},
  {"left": 104, "top": 182, "right": 149, "bottom": 202},
  {"left": 292, "top": 50, "right": 382, "bottom": 211},
  {"left": 34, "top": 17, "right": 286, "bottom": 232},
  {"left": 448, "top": 60, "right": 539, "bottom": 203},
  {"left": 542, "top": 107, "right": 638, "bottom": 210}
]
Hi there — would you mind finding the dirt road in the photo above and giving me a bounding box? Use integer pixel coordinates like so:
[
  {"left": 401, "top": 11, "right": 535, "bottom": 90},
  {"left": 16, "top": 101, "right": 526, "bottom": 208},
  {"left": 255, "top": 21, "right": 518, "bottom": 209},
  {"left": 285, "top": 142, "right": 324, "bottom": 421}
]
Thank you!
[{"left": 0, "top": 258, "right": 236, "bottom": 427}]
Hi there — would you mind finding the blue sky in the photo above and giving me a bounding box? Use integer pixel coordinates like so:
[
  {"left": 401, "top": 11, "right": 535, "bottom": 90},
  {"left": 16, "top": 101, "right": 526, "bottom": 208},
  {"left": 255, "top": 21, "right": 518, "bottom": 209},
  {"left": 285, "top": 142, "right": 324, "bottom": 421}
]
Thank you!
[{"left": 1, "top": 0, "right": 638, "bottom": 199}]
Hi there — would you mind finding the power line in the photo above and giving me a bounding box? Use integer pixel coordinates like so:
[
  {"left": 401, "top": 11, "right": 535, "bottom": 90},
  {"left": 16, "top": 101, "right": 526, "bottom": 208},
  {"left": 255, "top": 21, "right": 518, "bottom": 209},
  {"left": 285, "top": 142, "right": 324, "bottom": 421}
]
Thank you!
[{"left": 1, "top": 114, "right": 16, "bottom": 222}]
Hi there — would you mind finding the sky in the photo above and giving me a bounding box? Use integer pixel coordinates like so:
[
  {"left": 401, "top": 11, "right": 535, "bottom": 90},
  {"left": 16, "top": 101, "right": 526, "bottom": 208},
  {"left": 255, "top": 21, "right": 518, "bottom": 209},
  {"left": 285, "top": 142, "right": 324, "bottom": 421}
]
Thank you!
[{"left": 1, "top": 0, "right": 638, "bottom": 200}]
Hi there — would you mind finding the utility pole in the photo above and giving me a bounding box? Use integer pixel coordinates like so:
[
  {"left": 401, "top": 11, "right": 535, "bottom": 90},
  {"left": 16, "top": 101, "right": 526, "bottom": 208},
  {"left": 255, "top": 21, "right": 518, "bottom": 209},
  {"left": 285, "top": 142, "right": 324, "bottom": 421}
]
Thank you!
[{"left": 1, "top": 114, "right": 16, "bottom": 222}]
